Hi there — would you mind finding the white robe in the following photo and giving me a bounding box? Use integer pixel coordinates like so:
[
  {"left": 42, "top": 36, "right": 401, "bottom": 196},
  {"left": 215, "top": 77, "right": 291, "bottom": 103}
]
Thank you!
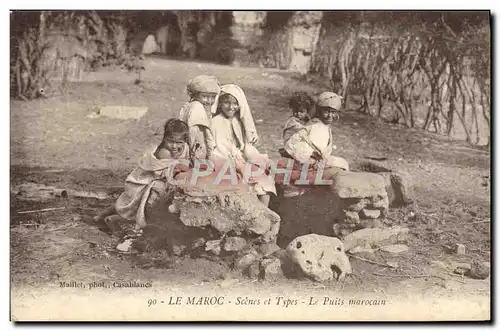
[
  {"left": 115, "top": 144, "right": 189, "bottom": 229},
  {"left": 212, "top": 114, "right": 275, "bottom": 195},
  {"left": 284, "top": 119, "right": 349, "bottom": 171},
  {"left": 179, "top": 100, "right": 216, "bottom": 159},
  {"left": 211, "top": 85, "right": 275, "bottom": 195}
]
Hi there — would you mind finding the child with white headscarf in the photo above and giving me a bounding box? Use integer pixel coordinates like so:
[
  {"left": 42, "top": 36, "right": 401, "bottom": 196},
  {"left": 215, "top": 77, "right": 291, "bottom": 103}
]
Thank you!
[{"left": 211, "top": 84, "right": 276, "bottom": 206}]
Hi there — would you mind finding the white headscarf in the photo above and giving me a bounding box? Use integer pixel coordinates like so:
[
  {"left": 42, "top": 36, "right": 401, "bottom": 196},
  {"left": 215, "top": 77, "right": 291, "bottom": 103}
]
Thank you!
[{"left": 218, "top": 84, "right": 259, "bottom": 144}]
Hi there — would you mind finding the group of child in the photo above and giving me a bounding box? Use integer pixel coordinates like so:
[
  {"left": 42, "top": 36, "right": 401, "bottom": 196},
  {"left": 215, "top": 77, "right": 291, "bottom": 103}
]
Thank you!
[{"left": 94, "top": 74, "right": 349, "bottom": 236}]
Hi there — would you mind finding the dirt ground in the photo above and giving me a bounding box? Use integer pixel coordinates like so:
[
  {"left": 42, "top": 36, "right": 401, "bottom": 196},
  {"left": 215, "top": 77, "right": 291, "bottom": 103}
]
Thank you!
[{"left": 10, "top": 56, "right": 491, "bottom": 321}]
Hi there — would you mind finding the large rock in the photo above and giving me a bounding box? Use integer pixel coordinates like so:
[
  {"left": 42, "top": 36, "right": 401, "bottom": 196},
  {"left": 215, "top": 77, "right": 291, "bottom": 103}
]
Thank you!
[
  {"left": 143, "top": 178, "right": 281, "bottom": 260},
  {"left": 343, "top": 226, "right": 409, "bottom": 251},
  {"left": 177, "top": 184, "right": 280, "bottom": 238},
  {"left": 378, "top": 171, "right": 415, "bottom": 207},
  {"left": 331, "top": 171, "right": 387, "bottom": 199},
  {"left": 467, "top": 260, "right": 490, "bottom": 280},
  {"left": 286, "top": 234, "right": 352, "bottom": 282},
  {"left": 272, "top": 170, "right": 391, "bottom": 247}
]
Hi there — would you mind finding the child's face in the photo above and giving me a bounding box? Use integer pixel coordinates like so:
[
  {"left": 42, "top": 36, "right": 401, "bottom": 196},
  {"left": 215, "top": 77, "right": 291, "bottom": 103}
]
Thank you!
[
  {"left": 317, "top": 106, "right": 339, "bottom": 125},
  {"left": 195, "top": 92, "right": 218, "bottom": 107},
  {"left": 293, "top": 107, "right": 309, "bottom": 121},
  {"left": 219, "top": 94, "right": 239, "bottom": 119},
  {"left": 163, "top": 134, "right": 186, "bottom": 158}
]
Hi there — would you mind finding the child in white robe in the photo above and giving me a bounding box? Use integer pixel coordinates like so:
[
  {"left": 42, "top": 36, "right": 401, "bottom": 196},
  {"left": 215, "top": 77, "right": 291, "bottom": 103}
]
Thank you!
[
  {"left": 179, "top": 75, "right": 220, "bottom": 160},
  {"left": 94, "top": 119, "right": 191, "bottom": 232},
  {"left": 211, "top": 84, "right": 276, "bottom": 206},
  {"left": 284, "top": 91, "right": 350, "bottom": 172}
]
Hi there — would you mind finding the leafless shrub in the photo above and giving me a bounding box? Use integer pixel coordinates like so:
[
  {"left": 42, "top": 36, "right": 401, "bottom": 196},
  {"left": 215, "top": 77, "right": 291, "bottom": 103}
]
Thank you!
[{"left": 311, "top": 12, "right": 490, "bottom": 145}]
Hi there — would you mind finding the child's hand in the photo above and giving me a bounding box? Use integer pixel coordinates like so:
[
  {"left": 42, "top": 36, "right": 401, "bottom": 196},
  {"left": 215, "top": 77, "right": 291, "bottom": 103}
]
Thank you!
[
  {"left": 307, "top": 157, "right": 318, "bottom": 169},
  {"left": 173, "top": 163, "right": 190, "bottom": 175},
  {"left": 311, "top": 151, "right": 322, "bottom": 161},
  {"left": 249, "top": 132, "right": 260, "bottom": 146}
]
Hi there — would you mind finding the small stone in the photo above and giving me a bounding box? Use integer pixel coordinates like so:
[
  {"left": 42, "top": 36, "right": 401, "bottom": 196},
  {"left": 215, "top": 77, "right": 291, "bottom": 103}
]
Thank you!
[
  {"left": 467, "top": 261, "right": 490, "bottom": 280},
  {"left": 454, "top": 263, "right": 472, "bottom": 275},
  {"left": 116, "top": 239, "right": 134, "bottom": 252},
  {"left": 343, "top": 226, "right": 409, "bottom": 251},
  {"left": 344, "top": 211, "right": 360, "bottom": 224},
  {"left": 346, "top": 199, "right": 369, "bottom": 212},
  {"left": 260, "top": 257, "right": 283, "bottom": 281},
  {"left": 172, "top": 245, "right": 187, "bottom": 256},
  {"left": 223, "top": 237, "right": 247, "bottom": 252},
  {"left": 332, "top": 223, "right": 341, "bottom": 236},
  {"left": 361, "top": 209, "right": 381, "bottom": 219},
  {"left": 340, "top": 227, "right": 353, "bottom": 237},
  {"left": 234, "top": 250, "right": 260, "bottom": 270},
  {"left": 380, "top": 244, "right": 409, "bottom": 255},
  {"left": 282, "top": 186, "right": 305, "bottom": 198},
  {"left": 205, "top": 239, "right": 222, "bottom": 255},
  {"left": 99, "top": 106, "right": 148, "bottom": 120},
  {"left": 190, "top": 237, "right": 206, "bottom": 250},
  {"left": 168, "top": 204, "right": 179, "bottom": 213},
  {"left": 455, "top": 244, "right": 466, "bottom": 255},
  {"left": 245, "top": 262, "right": 261, "bottom": 279},
  {"left": 371, "top": 195, "right": 389, "bottom": 212},
  {"left": 453, "top": 262, "right": 472, "bottom": 271}
]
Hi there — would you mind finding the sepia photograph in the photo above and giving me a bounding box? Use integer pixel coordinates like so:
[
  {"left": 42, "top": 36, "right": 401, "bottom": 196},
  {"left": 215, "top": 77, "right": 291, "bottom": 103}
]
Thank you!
[{"left": 9, "top": 9, "right": 491, "bottom": 322}]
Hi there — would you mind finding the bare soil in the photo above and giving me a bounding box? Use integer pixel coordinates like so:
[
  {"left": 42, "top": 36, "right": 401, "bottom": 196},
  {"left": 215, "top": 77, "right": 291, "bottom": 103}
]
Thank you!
[{"left": 10, "top": 56, "right": 491, "bottom": 320}]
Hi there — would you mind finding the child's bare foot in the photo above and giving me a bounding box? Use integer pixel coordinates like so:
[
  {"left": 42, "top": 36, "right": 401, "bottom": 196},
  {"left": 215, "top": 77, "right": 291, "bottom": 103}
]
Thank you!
[
  {"left": 104, "top": 215, "right": 125, "bottom": 236},
  {"left": 94, "top": 205, "right": 117, "bottom": 224}
]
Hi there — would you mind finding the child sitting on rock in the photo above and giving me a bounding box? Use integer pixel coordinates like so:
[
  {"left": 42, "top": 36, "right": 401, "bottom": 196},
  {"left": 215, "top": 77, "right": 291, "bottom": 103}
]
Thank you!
[
  {"left": 211, "top": 84, "right": 276, "bottom": 207},
  {"left": 280, "top": 91, "right": 314, "bottom": 158},
  {"left": 283, "top": 91, "right": 314, "bottom": 144},
  {"left": 179, "top": 75, "right": 221, "bottom": 161},
  {"left": 284, "top": 91, "right": 349, "bottom": 172},
  {"left": 94, "top": 119, "right": 192, "bottom": 242}
]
